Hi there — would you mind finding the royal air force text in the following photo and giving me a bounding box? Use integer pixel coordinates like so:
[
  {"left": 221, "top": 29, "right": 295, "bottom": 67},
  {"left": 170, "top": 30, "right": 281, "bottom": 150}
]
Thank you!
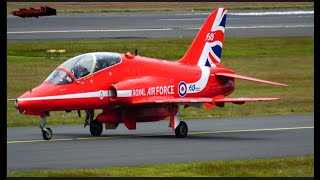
[{"left": 132, "top": 85, "right": 175, "bottom": 97}]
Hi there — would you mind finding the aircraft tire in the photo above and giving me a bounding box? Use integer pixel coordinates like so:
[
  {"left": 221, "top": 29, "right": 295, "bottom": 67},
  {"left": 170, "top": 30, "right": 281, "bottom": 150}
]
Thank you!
[
  {"left": 42, "top": 128, "right": 52, "bottom": 140},
  {"left": 90, "top": 120, "right": 103, "bottom": 136},
  {"left": 175, "top": 121, "right": 188, "bottom": 138}
]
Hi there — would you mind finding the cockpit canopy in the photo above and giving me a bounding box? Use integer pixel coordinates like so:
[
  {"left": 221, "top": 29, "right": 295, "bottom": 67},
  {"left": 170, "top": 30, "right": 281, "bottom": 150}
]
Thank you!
[{"left": 45, "top": 52, "right": 121, "bottom": 84}]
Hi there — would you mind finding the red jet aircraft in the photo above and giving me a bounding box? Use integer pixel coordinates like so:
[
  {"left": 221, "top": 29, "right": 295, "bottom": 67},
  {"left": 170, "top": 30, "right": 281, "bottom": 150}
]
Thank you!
[{"left": 15, "top": 8, "right": 287, "bottom": 140}]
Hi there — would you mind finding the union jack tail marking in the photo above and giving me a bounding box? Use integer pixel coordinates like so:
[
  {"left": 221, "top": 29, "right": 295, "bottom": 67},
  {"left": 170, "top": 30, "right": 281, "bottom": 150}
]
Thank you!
[{"left": 179, "top": 8, "right": 227, "bottom": 68}]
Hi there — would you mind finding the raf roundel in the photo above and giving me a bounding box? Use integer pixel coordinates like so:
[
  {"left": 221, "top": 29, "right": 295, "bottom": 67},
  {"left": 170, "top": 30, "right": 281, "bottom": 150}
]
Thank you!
[
  {"left": 99, "top": 91, "right": 104, "bottom": 100},
  {"left": 178, "top": 81, "right": 187, "bottom": 97}
]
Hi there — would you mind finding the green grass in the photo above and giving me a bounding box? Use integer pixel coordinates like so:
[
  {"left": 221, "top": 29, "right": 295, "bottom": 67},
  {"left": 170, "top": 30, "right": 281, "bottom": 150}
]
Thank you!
[
  {"left": 7, "top": 37, "right": 314, "bottom": 127},
  {"left": 8, "top": 155, "right": 314, "bottom": 177}
]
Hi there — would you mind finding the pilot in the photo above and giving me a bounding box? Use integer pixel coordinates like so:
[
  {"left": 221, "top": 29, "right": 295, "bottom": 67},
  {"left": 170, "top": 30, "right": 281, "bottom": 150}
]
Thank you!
[
  {"left": 71, "top": 66, "right": 80, "bottom": 79},
  {"left": 94, "top": 60, "right": 104, "bottom": 72},
  {"left": 79, "top": 66, "right": 89, "bottom": 78},
  {"left": 108, "top": 57, "right": 118, "bottom": 66},
  {"left": 71, "top": 65, "right": 89, "bottom": 79},
  {"left": 58, "top": 71, "right": 70, "bottom": 84},
  {"left": 109, "top": 59, "right": 117, "bottom": 66}
]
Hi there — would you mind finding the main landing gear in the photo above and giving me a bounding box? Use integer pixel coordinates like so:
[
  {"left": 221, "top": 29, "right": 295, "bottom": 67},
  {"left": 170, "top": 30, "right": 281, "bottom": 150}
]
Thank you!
[
  {"left": 84, "top": 110, "right": 103, "bottom": 137},
  {"left": 175, "top": 121, "right": 188, "bottom": 138},
  {"left": 170, "top": 105, "right": 188, "bottom": 138},
  {"left": 39, "top": 115, "right": 52, "bottom": 140},
  {"left": 90, "top": 120, "right": 103, "bottom": 136}
]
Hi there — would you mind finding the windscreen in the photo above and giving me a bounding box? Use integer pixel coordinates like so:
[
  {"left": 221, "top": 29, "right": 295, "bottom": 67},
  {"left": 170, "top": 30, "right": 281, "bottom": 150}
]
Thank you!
[
  {"left": 44, "top": 69, "right": 73, "bottom": 85},
  {"left": 56, "top": 53, "right": 121, "bottom": 80},
  {"left": 58, "top": 54, "right": 94, "bottom": 79}
]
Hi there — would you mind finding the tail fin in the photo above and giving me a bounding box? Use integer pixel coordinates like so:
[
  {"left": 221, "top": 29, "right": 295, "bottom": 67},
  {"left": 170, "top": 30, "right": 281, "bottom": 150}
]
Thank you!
[{"left": 179, "top": 8, "right": 227, "bottom": 68}]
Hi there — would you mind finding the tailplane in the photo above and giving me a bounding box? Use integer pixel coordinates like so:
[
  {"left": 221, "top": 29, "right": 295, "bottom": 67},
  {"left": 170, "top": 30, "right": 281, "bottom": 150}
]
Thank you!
[{"left": 179, "top": 8, "right": 227, "bottom": 68}]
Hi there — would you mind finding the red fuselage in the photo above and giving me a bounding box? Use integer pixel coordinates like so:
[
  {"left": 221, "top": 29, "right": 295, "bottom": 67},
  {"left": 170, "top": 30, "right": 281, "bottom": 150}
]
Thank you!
[{"left": 16, "top": 53, "right": 235, "bottom": 122}]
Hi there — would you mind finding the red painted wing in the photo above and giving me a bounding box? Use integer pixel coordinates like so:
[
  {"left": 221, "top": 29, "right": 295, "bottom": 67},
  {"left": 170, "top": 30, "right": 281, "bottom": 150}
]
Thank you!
[
  {"left": 130, "top": 97, "right": 280, "bottom": 105},
  {"left": 214, "top": 97, "right": 280, "bottom": 103},
  {"left": 131, "top": 97, "right": 213, "bottom": 105},
  {"left": 215, "top": 73, "right": 288, "bottom": 86}
]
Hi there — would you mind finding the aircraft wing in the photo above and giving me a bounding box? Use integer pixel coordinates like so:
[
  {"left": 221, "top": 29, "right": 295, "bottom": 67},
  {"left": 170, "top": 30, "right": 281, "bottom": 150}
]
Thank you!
[
  {"left": 130, "top": 97, "right": 213, "bottom": 105},
  {"left": 129, "top": 96, "right": 280, "bottom": 106},
  {"left": 215, "top": 73, "right": 288, "bottom": 86},
  {"left": 213, "top": 97, "right": 280, "bottom": 103}
]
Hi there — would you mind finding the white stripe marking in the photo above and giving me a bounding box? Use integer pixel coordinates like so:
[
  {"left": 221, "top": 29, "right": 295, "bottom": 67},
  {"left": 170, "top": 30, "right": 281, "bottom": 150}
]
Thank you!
[
  {"left": 227, "top": 25, "right": 314, "bottom": 29},
  {"left": 159, "top": 18, "right": 205, "bottom": 21},
  {"left": 187, "top": 11, "right": 313, "bottom": 16},
  {"left": 8, "top": 28, "right": 174, "bottom": 34},
  {"left": 7, "top": 126, "right": 313, "bottom": 144},
  {"left": 211, "top": 8, "right": 224, "bottom": 32},
  {"left": 117, "top": 90, "right": 132, "bottom": 98},
  {"left": 186, "top": 66, "right": 210, "bottom": 94},
  {"left": 228, "top": 11, "right": 314, "bottom": 16},
  {"left": 17, "top": 90, "right": 109, "bottom": 101},
  {"left": 7, "top": 25, "right": 313, "bottom": 34},
  {"left": 185, "top": 24, "right": 313, "bottom": 30}
]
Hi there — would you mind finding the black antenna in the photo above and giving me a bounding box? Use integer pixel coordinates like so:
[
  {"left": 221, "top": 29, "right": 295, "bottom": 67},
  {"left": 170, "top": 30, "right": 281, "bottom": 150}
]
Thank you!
[{"left": 134, "top": 49, "right": 138, "bottom": 55}]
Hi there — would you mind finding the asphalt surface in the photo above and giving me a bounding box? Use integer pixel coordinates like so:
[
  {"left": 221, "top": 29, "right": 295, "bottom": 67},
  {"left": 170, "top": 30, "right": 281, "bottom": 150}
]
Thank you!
[
  {"left": 7, "top": 10, "right": 314, "bottom": 41},
  {"left": 7, "top": 113, "right": 314, "bottom": 172}
]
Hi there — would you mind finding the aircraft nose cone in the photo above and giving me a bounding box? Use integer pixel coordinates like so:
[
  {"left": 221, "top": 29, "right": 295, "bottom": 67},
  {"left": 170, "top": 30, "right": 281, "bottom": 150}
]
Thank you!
[
  {"left": 14, "top": 98, "right": 25, "bottom": 114},
  {"left": 14, "top": 99, "right": 18, "bottom": 109}
]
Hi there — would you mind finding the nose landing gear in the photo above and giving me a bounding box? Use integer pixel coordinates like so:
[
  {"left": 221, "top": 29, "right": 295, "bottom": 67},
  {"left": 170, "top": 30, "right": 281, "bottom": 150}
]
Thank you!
[{"left": 39, "top": 115, "right": 52, "bottom": 140}]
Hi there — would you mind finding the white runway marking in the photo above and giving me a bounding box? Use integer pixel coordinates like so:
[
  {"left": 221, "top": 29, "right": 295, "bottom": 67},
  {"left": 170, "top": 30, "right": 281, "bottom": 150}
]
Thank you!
[
  {"left": 8, "top": 28, "right": 174, "bottom": 34},
  {"left": 227, "top": 25, "right": 314, "bottom": 29},
  {"left": 7, "top": 25, "right": 313, "bottom": 34},
  {"left": 159, "top": 18, "right": 205, "bottom": 21},
  {"left": 185, "top": 11, "right": 314, "bottom": 16},
  {"left": 228, "top": 11, "right": 314, "bottom": 16},
  {"left": 7, "top": 126, "right": 314, "bottom": 144}
]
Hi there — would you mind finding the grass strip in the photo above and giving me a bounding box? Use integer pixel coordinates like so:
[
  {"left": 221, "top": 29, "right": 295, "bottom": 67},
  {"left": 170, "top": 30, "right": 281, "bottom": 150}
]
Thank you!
[{"left": 7, "top": 155, "right": 314, "bottom": 177}]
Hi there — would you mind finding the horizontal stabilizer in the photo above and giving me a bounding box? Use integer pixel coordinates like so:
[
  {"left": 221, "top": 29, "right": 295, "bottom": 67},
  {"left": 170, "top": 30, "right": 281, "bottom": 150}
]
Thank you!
[{"left": 215, "top": 73, "right": 288, "bottom": 86}]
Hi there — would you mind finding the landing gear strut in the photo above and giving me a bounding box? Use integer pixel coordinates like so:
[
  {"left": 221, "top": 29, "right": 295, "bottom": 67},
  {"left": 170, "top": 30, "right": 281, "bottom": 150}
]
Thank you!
[
  {"left": 170, "top": 105, "right": 188, "bottom": 138},
  {"left": 84, "top": 110, "right": 94, "bottom": 128},
  {"left": 39, "top": 115, "right": 52, "bottom": 140},
  {"left": 84, "top": 110, "right": 103, "bottom": 136}
]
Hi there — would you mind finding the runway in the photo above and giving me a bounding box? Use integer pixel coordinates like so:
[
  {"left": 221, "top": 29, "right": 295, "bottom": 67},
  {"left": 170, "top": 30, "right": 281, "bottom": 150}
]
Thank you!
[
  {"left": 7, "top": 10, "right": 314, "bottom": 41},
  {"left": 7, "top": 113, "right": 314, "bottom": 172}
]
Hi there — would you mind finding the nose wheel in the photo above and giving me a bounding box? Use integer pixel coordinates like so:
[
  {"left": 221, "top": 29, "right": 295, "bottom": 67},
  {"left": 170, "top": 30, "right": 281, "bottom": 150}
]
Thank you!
[
  {"left": 39, "top": 115, "right": 52, "bottom": 140},
  {"left": 41, "top": 127, "right": 52, "bottom": 140}
]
